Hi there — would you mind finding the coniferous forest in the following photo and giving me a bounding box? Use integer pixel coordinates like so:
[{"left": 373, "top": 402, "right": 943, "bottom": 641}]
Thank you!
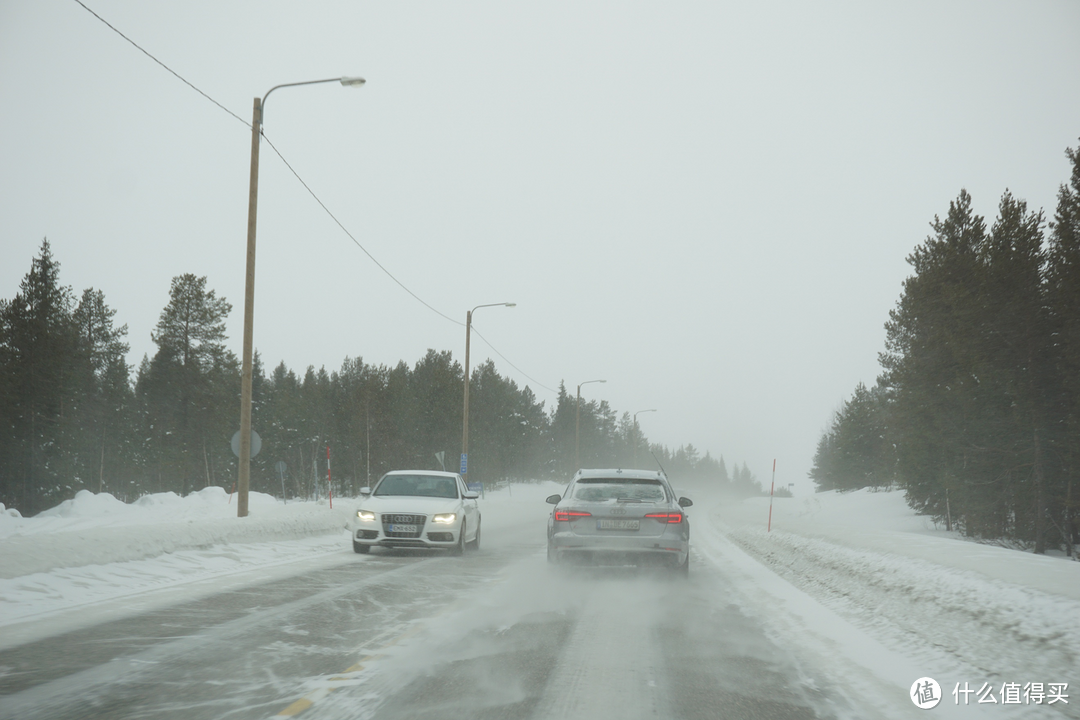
[
  {"left": 0, "top": 249, "right": 757, "bottom": 516},
  {"left": 811, "top": 141, "right": 1080, "bottom": 554}
]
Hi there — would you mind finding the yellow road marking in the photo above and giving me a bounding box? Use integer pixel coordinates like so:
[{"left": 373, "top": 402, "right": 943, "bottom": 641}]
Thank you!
[
  {"left": 270, "top": 630, "right": 419, "bottom": 716},
  {"left": 275, "top": 697, "right": 314, "bottom": 716}
]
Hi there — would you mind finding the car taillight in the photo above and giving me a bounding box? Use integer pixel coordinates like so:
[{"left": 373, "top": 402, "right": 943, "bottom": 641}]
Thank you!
[
  {"left": 645, "top": 512, "right": 683, "bottom": 523},
  {"left": 554, "top": 510, "right": 592, "bottom": 522}
]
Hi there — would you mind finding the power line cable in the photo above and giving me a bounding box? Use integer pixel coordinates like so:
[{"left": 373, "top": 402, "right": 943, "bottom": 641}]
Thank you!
[
  {"left": 469, "top": 326, "right": 558, "bottom": 395},
  {"left": 260, "top": 135, "right": 464, "bottom": 328},
  {"left": 72, "top": 0, "right": 557, "bottom": 396},
  {"left": 72, "top": 0, "right": 250, "bottom": 130},
  {"left": 261, "top": 137, "right": 556, "bottom": 395}
]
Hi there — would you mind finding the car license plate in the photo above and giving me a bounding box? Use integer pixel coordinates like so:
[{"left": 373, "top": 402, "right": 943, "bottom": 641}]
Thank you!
[
  {"left": 598, "top": 519, "right": 640, "bottom": 531},
  {"left": 387, "top": 524, "right": 417, "bottom": 533}
]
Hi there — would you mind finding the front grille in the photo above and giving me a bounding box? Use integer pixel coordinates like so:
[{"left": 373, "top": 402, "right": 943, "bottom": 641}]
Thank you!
[
  {"left": 383, "top": 514, "right": 425, "bottom": 525},
  {"left": 382, "top": 513, "right": 425, "bottom": 538},
  {"left": 427, "top": 532, "right": 453, "bottom": 542}
]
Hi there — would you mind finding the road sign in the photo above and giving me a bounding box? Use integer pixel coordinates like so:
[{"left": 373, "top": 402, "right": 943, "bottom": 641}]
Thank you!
[
  {"left": 460, "top": 453, "right": 467, "bottom": 475},
  {"left": 231, "top": 430, "right": 262, "bottom": 459}
]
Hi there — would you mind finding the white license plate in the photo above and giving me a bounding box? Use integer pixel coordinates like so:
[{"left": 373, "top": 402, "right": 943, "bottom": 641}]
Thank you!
[
  {"left": 387, "top": 524, "right": 418, "bottom": 533},
  {"left": 598, "top": 519, "right": 640, "bottom": 531}
]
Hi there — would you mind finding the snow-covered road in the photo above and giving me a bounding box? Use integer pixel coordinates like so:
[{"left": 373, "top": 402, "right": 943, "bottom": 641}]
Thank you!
[{"left": 0, "top": 482, "right": 1076, "bottom": 719}]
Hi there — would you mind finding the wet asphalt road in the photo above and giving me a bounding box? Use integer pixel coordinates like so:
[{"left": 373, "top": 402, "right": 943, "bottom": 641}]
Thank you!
[{"left": 0, "top": 522, "right": 841, "bottom": 720}]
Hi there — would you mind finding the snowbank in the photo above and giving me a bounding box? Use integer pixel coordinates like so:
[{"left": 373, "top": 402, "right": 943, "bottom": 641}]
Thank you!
[
  {"left": 707, "top": 488, "right": 1080, "bottom": 712},
  {"left": 0, "top": 487, "right": 352, "bottom": 578}
]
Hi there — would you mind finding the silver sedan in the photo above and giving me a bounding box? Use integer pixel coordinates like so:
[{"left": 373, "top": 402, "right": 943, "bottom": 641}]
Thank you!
[{"left": 546, "top": 468, "right": 692, "bottom": 573}]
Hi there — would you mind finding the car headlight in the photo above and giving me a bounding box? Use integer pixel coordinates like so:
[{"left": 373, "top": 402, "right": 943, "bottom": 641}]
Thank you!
[
  {"left": 356, "top": 510, "right": 376, "bottom": 521},
  {"left": 432, "top": 513, "right": 457, "bottom": 524}
]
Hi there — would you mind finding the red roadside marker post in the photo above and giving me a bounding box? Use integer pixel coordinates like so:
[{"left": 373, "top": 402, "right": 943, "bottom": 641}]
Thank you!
[{"left": 767, "top": 459, "right": 776, "bottom": 532}]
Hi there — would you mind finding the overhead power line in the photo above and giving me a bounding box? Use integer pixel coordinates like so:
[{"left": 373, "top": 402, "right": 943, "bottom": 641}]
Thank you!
[
  {"left": 72, "top": 0, "right": 250, "bottom": 129},
  {"left": 470, "top": 326, "right": 558, "bottom": 395},
  {"left": 259, "top": 137, "right": 557, "bottom": 394},
  {"left": 258, "top": 135, "right": 462, "bottom": 328},
  {"left": 72, "top": 0, "right": 557, "bottom": 397}
]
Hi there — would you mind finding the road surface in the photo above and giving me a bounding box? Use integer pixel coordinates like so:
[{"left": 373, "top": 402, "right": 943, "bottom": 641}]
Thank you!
[{"left": 0, "top": 508, "right": 850, "bottom": 720}]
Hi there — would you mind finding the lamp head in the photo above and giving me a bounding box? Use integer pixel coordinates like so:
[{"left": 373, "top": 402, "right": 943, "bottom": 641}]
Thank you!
[{"left": 340, "top": 77, "right": 366, "bottom": 87}]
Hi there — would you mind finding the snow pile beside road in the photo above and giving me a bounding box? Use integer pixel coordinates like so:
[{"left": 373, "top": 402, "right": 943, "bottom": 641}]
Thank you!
[
  {"left": 707, "top": 489, "right": 1080, "bottom": 704},
  {"left": 0, "top": 487, "right": 352, "bottom": 579}
]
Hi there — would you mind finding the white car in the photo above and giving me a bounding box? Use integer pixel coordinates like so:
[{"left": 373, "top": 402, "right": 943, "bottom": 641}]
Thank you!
[{"left": 352, "top": 470, "right": 481, "bottom": 555}]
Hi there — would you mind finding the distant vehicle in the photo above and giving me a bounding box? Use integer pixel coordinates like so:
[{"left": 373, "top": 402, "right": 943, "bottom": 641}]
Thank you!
[
  {"left": 351, "top": 470, "right": 480, "bottom": 555},
  {"left": 546, "top": 468, "right": 692, "bottom": 574}
]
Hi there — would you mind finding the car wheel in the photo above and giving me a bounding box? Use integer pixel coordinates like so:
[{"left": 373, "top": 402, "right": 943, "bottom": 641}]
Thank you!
[
  {"left": 353, "top": 540, "right": 370, "bottom": 554},
  {"left": 676, "top": 550, "right": 689, "bottom": 577},
  {"left": 467, "top": 518, "right": 481, "bottom": 551},
  {"left": 547, "top": 541, "right": 558, "bottom": 564},
  {"left": 449, "top": 520, "right": 466, "bottom": 556}
]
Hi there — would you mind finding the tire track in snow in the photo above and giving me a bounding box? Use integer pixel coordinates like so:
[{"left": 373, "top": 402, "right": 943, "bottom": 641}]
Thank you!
[{"left": 533, "top": 585, "right": 670, "bottom": 719}]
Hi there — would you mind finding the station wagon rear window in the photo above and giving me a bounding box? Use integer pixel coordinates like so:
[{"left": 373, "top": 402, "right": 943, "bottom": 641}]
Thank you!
[{"left": 572, "top": 479, "right": 666, "bottom": 502}]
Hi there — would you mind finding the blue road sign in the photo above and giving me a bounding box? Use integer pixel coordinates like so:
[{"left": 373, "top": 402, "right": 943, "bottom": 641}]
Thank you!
[{"left": 460, "top": 453, "right": 468, "bottom": 474}]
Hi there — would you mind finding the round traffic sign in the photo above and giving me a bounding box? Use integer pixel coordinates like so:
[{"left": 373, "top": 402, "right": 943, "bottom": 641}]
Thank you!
[{"left": 231, "top": 430, "right": 262, "bottom": 459}]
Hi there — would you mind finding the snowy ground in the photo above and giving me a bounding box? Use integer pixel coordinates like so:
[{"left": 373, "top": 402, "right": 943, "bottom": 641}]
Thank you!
[
  {"left": 1, "top": 481, "right": 1077, "bottom": 717},
  {"left": 697, "top": 485, "right": 1080, "bottom": 718}
]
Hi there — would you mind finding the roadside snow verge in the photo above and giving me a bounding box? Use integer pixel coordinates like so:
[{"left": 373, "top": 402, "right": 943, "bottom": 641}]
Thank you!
[
  {"left": 706, "top": 496, "right": 1080, "bottom": 713},
  {"left": 0, "top": 488, "right": 352, "bottom": 579}
]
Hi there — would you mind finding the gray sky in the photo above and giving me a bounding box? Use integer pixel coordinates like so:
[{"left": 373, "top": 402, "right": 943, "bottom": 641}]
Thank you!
[{"left": 2, "top": 1, "right": 1078, "bottom": 492}]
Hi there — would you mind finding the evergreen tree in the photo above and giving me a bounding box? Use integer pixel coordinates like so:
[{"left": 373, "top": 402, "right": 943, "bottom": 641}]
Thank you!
[
  {"left": 0, "top": 246, "right": 742, "bottom": 512},
  {"left": 0, "top": 240, "right": 83, "bottom": 513},
  {"left": 548, "top": 382, "right": 578, "bottom": 477},
  {"left": 72, "top": 288, "right": 132, "bottom": 496},
  {"left": 1046, "top": 140, "right": 1080, "bottom": 551},
  {"left": 137, "top": 274, "right": 237, "bottom": 496},
  {"left": 810, "top": 381, "right": 896, "bottom": 492},
  {"left": 975, "top": 192, "right": 1052, "bottom": 549},
  {"left": 881, "top": 190, "right": 988, "bottom": 528}
]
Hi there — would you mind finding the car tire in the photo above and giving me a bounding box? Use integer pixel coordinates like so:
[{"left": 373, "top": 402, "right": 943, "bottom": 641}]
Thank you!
[
  {"left": 353, "top": 540, "right": 370, "bottom": 554},
  {"left": 676, "top": 550, "right": 689, "bottom": 577},
  {"left": 449, "top": 520, "right": 466, "bottom": 556},
  {"left": 546, "top": 541, "right": 558, "bottom": 565},
  {"left": 467, "top": 518, "right": 481, "bottom": 551}
]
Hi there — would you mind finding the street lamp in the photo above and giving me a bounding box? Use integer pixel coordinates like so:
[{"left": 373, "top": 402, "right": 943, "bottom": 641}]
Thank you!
[
  {"left": 460, "top": 302, "right": 515, "bottom": 482},
  {"left": 575, "top": 379, "right": 606, "bottom": 472},
  {"left": 237, "top": 76, "right": 365, "bottom": 518},
  {"left": 632, "top": 409, "right": 657, "bottom": 467}
]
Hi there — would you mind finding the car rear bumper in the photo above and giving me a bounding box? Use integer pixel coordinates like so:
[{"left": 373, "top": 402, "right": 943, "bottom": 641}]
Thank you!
[{"left": 549, "top": 530, "right": 688, "bottom": 566}]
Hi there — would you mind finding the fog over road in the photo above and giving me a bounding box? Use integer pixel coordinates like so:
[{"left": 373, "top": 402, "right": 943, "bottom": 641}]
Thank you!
[{"left": 0, "top": 502, "right": 846, "bottom": 720}]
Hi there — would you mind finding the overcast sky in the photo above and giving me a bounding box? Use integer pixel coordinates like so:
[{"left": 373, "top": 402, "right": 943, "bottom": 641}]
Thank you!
[{"left": 2, "top": 1, "right": 1078, "bottom": 492}]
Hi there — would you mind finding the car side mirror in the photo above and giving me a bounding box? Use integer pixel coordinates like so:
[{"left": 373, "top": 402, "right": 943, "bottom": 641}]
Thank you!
[
  {"left": 360, "top": 487, "right": 371, "bottom": 496},
  {"left": 546, "top": 494, "right": 561, "bottom": 505},
  {"left": 463, "top": 491, "right": 480, "bottom": 500},
  {"left": 678, "top": 497, "right": 693, "bottom": 507}
]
